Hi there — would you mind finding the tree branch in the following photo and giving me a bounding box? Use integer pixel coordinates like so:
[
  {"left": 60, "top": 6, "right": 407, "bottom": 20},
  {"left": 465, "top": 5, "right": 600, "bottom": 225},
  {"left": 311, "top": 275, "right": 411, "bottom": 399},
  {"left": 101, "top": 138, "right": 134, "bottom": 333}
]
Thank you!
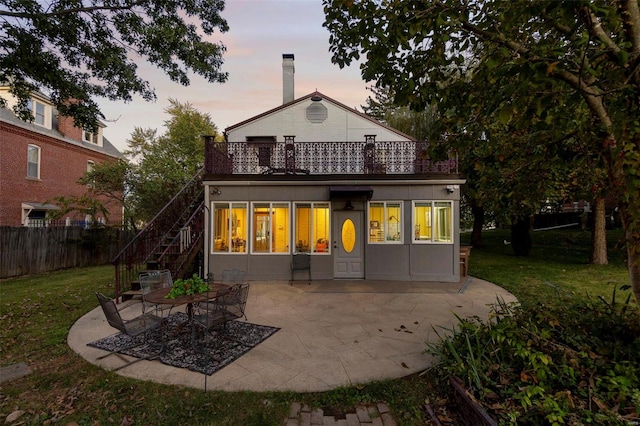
[
  {"left": 460, "top": 20, "right": 613, "bottom": 133},
  {"left": 620, "top": 0, "right": 640, "bottom": 59},
  {"left": 580, "top": 5, "right": 621, "bottom": 57},
  {"left": 0, "top": 1, "right": 147, "bottom": 19},
  {"left": 552, "top": 68, "right": 612, "bottom": 130}
]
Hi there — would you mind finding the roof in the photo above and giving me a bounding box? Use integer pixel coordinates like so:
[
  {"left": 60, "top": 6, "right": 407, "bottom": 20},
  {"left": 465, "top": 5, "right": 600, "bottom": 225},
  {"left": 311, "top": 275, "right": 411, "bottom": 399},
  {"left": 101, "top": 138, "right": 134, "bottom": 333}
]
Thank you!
[
  {"left": 21, "top": 202, "right": 59, "bottom": 210},
  {"left": 0, "top": 106, "right": 124, "bottom": 159},
  {"left": 224, "top": 91, "right": 416, "bottom": 141}
]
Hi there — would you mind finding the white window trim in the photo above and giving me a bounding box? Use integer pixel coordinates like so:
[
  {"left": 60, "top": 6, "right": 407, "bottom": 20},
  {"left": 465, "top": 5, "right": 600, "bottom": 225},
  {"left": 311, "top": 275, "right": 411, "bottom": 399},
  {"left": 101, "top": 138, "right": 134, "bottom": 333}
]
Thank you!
[
  {"left": 86, "top": 160, "right": 95, "bottom": 188},
  {"left": 26, "top": 98, "right": 52, "bottom": 129},
  {"left": 411, "top": 200, "right": 454, "bottom": 244},
  {"left": 293, "top": 201, "right": 332, "bottom": 255},
  {"left": 368, "top": 201, "right": 404, "bottom": 244},
  {"left": 250, "top": 201, "right": 291, "bottom": 255},
  {"left": 83, "top": 130, "right": 96, "bottom": 144},
  {"left": 82, "top": 127, "right": 104, "bottom": 146},
  {"left": 210, "top": 201, "right": 249, "bottom": 255},
  {"left": 27, "top": 144, "right": 41, "bottom": 179}
]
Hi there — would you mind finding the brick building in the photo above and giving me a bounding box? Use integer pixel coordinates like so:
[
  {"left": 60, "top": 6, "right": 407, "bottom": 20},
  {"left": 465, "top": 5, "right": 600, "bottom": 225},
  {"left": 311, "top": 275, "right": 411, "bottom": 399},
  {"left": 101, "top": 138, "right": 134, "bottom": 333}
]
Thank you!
[{"left": 0, "top": 87, "right": 124, "bottom": 227}]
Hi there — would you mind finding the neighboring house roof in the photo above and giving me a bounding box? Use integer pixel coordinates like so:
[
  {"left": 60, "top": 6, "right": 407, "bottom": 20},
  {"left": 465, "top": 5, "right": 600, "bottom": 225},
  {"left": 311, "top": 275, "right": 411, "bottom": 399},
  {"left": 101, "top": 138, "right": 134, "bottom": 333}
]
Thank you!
[
  {"left": 224, "top": 91, "right": 416, "bottom": 141},
  {"left": 0, "top": 106, "right": 124, "bottom": 159}
]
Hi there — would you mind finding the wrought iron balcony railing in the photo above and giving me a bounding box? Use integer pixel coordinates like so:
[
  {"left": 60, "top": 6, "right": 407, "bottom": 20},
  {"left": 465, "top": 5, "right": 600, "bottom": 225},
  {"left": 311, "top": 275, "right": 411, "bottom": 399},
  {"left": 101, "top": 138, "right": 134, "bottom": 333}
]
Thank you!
[{"left": 205, "top": 140, "right": 457, "bottom": 176}]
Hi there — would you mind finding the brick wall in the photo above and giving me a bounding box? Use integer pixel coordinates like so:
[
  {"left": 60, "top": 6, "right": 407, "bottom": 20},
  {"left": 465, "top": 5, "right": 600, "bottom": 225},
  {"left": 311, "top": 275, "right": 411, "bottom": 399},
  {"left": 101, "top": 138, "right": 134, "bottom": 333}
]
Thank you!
[
  {"left": 0, "top": 122, "right": 123, "bottom": 226},
  {"left": 57, "top": 114, "right": 83, "bottom": 140}
]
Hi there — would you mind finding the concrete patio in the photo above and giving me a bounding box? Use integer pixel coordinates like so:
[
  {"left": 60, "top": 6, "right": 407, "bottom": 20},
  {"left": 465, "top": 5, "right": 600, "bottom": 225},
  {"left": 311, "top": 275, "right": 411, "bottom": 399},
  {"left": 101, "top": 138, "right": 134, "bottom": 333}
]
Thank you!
[{"left": 68, "top": 277, "right": 517, "bottom": 392}]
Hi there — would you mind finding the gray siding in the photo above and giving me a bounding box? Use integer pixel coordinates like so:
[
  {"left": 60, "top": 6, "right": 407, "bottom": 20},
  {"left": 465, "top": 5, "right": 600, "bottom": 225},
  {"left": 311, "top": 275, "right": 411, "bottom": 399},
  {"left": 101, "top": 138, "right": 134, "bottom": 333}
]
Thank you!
[{"left": 205, "top": 182, "right": 461, "bottom": 283}]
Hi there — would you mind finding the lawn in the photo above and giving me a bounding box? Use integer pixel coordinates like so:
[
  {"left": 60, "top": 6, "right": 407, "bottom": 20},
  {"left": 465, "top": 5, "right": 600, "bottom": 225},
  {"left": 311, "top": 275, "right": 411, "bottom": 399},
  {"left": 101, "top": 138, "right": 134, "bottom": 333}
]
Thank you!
[
  {"left": 462, "top": 227, "right": 631, "bottom": 304},
  {"left": 0, "top": 228, "right": 637, "bottom": 425}
]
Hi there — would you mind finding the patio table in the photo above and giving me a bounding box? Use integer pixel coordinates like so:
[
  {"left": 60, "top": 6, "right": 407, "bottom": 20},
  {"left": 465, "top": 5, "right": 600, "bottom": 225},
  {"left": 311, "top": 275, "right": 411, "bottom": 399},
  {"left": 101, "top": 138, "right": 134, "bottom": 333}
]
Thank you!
[{"left": 145, "top": 283, "right": 231, "bottom": 322}]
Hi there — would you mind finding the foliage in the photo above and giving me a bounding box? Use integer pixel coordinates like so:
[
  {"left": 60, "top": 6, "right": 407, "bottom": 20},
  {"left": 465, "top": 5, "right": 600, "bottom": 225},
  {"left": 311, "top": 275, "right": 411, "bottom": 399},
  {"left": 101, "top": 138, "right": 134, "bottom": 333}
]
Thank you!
[
  {"left": 0, "top": 0, "right": 228, "bottom": 130},
  {"left": 354, "top": 23, "right": 606, "bottom": 260},
  {"left": 363, "top": 85, "right": 441, "bottom": 141},
  {"left": 79, "top": 159, "right": 134, "bottom": 227},
  {"left": 426, "top": 294, "right": 640, "bottom": 425},
  {"left": 66, "top": 99, "right": 219, "bottom": 229},
  {"left": 47, "top": 158, "right": 134, "bottom": 229},
  {"left": 46, "top": 194, "right": 110, "bottom": 227},
  {"left": 323, "top": 0, "right": 640, "bottom": 308},
  {"left": 124, "top": 98, "right": 219, "bottom": 224},
  {"left": 165, "top": 274, "right": 209, "bottom": 298}
]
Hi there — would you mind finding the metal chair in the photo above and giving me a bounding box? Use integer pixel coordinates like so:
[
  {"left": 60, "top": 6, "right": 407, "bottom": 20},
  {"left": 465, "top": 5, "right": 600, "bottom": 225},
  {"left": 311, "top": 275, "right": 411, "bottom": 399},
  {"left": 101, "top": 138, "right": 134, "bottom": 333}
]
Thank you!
[
  {"left": 95, "top": 292, "right": 165, "bottom": 370},
  {"left": 290, "top": 253, "right": 311, "bottom": 285},
  {"left": 139, "top": 270, "right": 173, "bottom": 316},
  {"left": 218, "top": 283, "right": 250, "bottom": 321},
  {"left": 191, "top": 284, "right": 249, "bottom": 349},
  {"left": 221, "top": 269, "right": 246, "bottom": 285}
]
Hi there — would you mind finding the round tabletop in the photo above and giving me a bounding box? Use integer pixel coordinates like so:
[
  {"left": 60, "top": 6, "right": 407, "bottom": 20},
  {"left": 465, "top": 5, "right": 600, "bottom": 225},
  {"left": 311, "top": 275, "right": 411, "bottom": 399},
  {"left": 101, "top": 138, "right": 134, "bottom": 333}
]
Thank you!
[{"left": 144, "top": 283, "right": 230, "bottom": 305}]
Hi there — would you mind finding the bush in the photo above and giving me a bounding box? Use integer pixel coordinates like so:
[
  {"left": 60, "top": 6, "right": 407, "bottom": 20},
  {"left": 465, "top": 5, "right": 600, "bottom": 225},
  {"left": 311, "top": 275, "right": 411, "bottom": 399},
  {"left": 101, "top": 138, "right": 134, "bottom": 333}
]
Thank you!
[{"left": 426, "top": 290, "right": 640, "bottom": 425}]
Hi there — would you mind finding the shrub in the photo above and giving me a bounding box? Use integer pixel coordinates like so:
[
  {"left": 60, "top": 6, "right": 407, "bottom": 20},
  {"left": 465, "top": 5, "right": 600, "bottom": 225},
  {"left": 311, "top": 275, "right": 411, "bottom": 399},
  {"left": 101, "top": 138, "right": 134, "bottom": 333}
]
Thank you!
[{"left": 426, "top": 290, "right": 640, "bottom": 425}]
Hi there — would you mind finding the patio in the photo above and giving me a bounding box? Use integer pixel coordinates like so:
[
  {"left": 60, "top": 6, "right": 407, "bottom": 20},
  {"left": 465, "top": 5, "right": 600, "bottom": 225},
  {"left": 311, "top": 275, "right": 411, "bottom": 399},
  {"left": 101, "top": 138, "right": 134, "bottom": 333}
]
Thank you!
[{"left": 68, "top": 278, "right": 517, "bottom": 392}]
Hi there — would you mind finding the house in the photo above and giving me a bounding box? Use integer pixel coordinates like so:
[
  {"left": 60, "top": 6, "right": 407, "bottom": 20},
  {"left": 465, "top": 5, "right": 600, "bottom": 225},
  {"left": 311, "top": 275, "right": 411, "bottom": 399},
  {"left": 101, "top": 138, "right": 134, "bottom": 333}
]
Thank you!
[
  {"left": 201, "top": 54, "right": 465, "bottom": 283},
  {"left": 0, "top": 87, "right": 124, "bottom": 227}
]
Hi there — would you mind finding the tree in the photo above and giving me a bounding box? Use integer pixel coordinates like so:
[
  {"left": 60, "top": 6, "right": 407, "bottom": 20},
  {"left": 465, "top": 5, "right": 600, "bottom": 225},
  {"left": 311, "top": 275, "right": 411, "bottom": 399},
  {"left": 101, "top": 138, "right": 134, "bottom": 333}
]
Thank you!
[
  {"left": 47, "top": 194, "right": 110, "bottom": 227},
  {"left": 125, "top": 99, "right": 219, "bottom": 223},
  {"left": 324, "top": 0, "right": 640, "bottom": 309},
  {"left": 79, "top": 159, "right": 137, "bottom": 230},
  {"left": 362, "top": 85, "right": 441, "bottom": 141},
  {"left": 0, "top": 0, "right": 228, "bottom": 130},
  {"left": 362, "top": 70, "right": 607, "bottom": 259}
]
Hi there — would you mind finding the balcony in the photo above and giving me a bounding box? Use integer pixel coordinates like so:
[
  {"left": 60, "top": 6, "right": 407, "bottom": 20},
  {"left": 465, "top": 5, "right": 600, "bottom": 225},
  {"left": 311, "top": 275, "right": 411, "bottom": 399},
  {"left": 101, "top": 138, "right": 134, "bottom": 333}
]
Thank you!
[{"left": 204, "top": 139, "right": 458, "bottom": 178}]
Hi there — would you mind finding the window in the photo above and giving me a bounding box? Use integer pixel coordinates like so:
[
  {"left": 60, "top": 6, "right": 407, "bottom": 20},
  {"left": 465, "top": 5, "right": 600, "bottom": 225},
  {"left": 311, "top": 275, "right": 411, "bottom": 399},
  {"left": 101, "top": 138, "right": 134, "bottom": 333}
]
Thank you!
[
  {"left": 251, "top": 202, "right": 289, "bottom": 253},
  {"left": 86, "top": 161, "right": 95, "bottom": 188},
  {"left": 368, "top": 201, "right": 402, "bottom": 243},
  {"left": 27, "top": 144, "right": 40, "bottom": 179},
  {"left": 413, "top": 201, "right": 453, "bottom": 243},
  {"left": 26, "top": 99, "right": 46, "bottom": 126},
  {"left": 83, "top": 130, "right": 97, "bottom": 144},
  {"left": 211, "top": 202, "right": 248, "bottom": 253},
  {"left": 294, "top": 202, "right": 330, "bottom": 253}
]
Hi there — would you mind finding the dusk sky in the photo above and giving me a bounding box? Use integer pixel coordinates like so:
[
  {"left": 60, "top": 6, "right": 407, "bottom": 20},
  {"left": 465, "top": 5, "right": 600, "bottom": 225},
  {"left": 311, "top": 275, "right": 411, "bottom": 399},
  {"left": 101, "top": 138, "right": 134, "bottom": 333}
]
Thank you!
[{"left": 98, "top": 0, "right": 372, "bottom": 152}]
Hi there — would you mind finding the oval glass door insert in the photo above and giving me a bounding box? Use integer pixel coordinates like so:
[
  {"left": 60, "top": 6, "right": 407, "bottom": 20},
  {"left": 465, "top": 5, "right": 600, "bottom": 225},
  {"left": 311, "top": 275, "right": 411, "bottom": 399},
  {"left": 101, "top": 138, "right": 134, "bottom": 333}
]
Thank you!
[{"left": 341, "top": 219, "right": 356, "bottom": 253}]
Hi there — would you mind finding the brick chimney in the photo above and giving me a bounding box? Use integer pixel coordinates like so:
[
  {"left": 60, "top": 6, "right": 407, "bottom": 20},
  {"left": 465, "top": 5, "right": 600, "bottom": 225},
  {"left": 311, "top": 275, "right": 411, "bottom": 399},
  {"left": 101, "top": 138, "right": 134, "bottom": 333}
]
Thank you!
[
  {"left": 283, "top": 53, "right": 295, "bottom": 104},
  {"left": 57, "top": 99, "right": 83, "bottom": 140},
  {"left": 57, "top": 114, "right": 83, "bottom": 140}
]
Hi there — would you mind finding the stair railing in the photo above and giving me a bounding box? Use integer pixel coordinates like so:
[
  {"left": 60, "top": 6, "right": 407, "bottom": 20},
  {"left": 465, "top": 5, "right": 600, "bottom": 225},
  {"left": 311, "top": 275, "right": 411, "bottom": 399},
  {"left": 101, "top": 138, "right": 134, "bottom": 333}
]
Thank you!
[
  {"left": 154, "top": 202, "right": 205, "bottom": 279},
  {"left": 112, "top": 167, "right": 204, "bottom": 301}
]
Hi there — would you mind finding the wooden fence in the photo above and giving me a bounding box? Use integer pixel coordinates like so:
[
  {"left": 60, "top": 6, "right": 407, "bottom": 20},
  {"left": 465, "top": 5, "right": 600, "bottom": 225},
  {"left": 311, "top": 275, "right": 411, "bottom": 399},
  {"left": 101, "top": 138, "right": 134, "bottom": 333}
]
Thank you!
[{"left": 0, "top": 226, "right": 130, "bottom": 279}]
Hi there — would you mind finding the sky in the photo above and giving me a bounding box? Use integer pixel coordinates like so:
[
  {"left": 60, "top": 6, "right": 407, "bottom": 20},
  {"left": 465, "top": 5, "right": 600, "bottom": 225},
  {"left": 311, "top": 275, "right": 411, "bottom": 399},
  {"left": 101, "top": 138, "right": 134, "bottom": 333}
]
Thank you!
[{"left": 97, "top": 0, "right": 372, "bottom": 152}]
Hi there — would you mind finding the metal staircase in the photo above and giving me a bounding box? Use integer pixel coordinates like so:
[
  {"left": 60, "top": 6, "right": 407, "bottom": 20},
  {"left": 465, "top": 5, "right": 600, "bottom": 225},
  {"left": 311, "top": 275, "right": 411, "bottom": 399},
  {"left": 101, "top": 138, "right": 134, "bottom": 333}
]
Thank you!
[{"left": 112, "top": 168, "right": 205, "bottom": 302}]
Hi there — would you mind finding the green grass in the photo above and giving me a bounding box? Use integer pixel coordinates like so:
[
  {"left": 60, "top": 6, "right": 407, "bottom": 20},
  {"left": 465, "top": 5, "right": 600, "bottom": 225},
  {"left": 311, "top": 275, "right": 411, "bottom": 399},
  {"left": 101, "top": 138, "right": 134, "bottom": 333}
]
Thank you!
[
  {"left": 463, "top": 228, "right": 632, "bottom": 306},
  {"left": 0, "top": 228, "right": 637, "bottom": 425}
]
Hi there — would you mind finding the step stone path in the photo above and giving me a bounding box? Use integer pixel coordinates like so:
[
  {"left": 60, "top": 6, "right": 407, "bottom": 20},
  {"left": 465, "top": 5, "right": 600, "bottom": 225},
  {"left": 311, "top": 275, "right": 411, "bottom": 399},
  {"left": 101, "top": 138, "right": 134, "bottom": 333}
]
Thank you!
[{"left": 285, "top": 402, "right": 396, "bottom": 426}]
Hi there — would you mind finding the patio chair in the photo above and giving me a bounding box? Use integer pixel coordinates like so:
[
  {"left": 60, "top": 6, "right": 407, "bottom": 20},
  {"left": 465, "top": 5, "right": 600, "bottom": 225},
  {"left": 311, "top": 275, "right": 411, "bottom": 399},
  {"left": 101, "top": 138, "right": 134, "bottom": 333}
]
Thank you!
[
  {"left": 221, "top": 269, "right": 246, "bottom": 285},
  {"left": 290, "top": 253, "right": 311, "bottom": 285},
  {"left": 95, "top": 292, "right": 165, "bottom": 370},
  {"left": 217, "top": 283, "right": 250, "bottom": 321},
  {"left": 192, "top": 284, "right": 249, "bottom": 336},
  {"left": 139, "top": 270, "right": 174, "bottom": 317}
]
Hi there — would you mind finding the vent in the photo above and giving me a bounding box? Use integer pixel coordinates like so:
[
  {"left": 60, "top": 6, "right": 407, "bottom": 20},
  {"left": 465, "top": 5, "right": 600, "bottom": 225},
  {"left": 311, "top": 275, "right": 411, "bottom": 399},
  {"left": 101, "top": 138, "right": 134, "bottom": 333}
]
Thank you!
[{"left": 306, "top": 103, "right": 327, "bottom": 123}]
